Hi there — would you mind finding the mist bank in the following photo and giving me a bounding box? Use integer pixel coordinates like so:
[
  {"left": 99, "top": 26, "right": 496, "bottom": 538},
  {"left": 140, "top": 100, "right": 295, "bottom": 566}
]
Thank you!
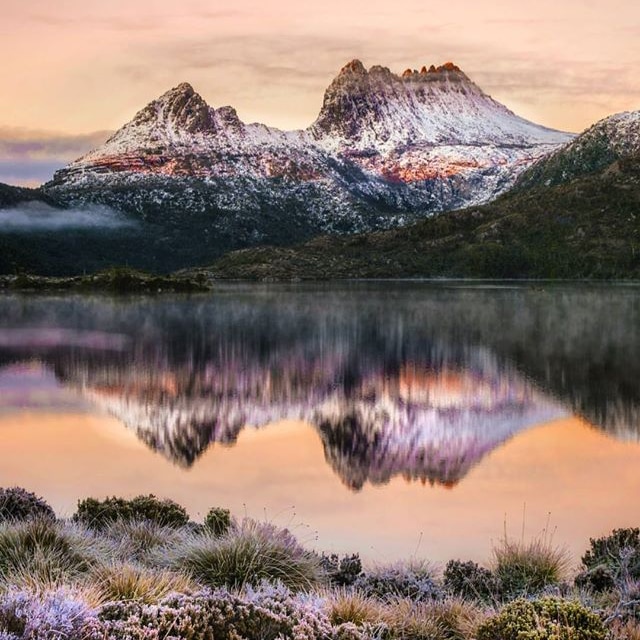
[{"left": 0, "top": 201, "right": 135, "bottom": 231}]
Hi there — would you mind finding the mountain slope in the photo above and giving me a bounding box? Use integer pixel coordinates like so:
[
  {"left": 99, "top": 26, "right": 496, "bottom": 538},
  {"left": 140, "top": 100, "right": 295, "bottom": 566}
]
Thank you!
[
  {"left": 517, "top": 111, "right": 640, "bottom": 189},
  {"left": 195, "top": 111, "right": 640, "bottom": 280}
]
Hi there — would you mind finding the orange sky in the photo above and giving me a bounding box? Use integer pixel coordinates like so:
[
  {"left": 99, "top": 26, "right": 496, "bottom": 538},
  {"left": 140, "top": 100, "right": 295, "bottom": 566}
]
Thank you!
[{"left": 1, "top": 0, "right": 638, "bottom": 134}]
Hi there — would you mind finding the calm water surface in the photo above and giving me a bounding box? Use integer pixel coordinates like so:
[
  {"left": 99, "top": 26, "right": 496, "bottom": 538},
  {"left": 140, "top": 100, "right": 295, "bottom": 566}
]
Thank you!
[{"left": 0, "top": 282, "right": 639, "bottom": 563}]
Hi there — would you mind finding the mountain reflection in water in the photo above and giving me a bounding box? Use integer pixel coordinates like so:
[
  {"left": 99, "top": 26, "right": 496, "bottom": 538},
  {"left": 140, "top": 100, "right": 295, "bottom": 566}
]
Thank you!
[{"left": 0, "top": 283, "right": 638, "bottom": 491}]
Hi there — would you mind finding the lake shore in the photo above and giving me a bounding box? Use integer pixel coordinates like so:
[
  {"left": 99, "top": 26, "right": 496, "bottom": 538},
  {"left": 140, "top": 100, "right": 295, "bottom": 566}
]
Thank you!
[
  {"left": 0, "top": 268, "right": 210, "bottom": 294},
  {"left": 0, "top": 488, "right": 635, "bottom": 640}
]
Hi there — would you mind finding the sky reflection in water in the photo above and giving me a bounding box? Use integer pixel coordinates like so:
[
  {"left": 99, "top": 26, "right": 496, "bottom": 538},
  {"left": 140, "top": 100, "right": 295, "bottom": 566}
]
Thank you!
[{"left": 0, "top": 282, "right": 638, "bottom": 561}]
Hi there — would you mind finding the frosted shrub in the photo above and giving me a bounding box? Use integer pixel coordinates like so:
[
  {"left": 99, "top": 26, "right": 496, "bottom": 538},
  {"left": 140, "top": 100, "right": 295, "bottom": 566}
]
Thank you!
[
  {"left": 477, "top": 597, "right": 606, "bottom": 640},
  {"left": 204, "top": 507, "right": 233, "bottom": 537},
  {"left": 443, "top": 560, "right": 499, "bottom": 602},
  {"left": 99, "top": 586, "right": 334, "bottom": 640},
  {"left": 0, "top": 587, "right": 101, "bottom": 640},
  {"left": 321, "top": 553, "right": 363, "bottom": 587},
  {"left": 75, "top": 495, "right": 189, "bottom": 530},
  {"left": 354, "top": 561, "right": 442, "bottom": 601}
]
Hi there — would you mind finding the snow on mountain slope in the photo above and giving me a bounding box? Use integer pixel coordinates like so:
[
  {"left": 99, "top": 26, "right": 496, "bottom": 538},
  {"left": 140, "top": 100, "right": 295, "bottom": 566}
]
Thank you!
[
  {"left": 44, "top": 60, "right": 575, "bottom": 243},
  {"left": 517, "top": 109, "right": 640, "bottom": 189},
  {"left": 60, "top": 82, "right": 330, "bottom": 182}
]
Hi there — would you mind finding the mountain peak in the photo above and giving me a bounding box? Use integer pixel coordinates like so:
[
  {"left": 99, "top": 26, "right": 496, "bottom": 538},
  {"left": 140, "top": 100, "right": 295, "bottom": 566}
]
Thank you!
[
  {"left": 131, "top": 82, "right": 216, "bottom": 135},
  {"left": 160, "top": 82, "right": 196, "bottom": 99},
  {"left": 339, "top": 59, "right": 367, "bottom": 76}
]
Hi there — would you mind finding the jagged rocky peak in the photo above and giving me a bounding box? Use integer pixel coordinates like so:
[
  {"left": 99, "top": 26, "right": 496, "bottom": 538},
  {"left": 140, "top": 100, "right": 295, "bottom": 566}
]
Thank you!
[
  {"left": 311, "top": 58, "right": 490, "bottom": 141},
  {"left": 214, "top": 105, "right": 244, "bottom": 132},
  {"left": 311, "top": 57, "right": 571, "bottom": 148},
  {"left": 129, "top": 82, "right": 217, "bottom": 135}
]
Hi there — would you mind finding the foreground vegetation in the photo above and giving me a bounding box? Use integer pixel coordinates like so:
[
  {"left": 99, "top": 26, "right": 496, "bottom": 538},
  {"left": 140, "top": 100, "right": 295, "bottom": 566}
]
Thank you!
[{"left": 0, "top": 487, "right": 638, "bottom": 639}]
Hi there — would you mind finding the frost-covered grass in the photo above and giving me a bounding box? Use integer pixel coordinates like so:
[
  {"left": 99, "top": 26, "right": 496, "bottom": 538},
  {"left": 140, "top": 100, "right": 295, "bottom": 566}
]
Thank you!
[
  {"left": 491, "top": 531, "right": 570, "bottom": 599},
  {"left": 165, "top": 518, "right": 323, "bottom": 591},
  {"left": 0, "top": 488, "right": 637, "bottom": 640}
]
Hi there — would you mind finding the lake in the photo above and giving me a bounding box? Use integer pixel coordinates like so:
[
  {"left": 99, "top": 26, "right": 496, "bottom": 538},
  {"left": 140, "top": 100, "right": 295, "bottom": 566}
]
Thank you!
[{"left": 0, "top": 282, "right": 639, "bottom": 565}]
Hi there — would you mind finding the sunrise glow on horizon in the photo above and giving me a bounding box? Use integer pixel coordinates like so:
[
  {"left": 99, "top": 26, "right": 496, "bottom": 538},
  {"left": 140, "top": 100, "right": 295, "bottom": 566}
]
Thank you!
[{"left": 2, "top": 0, "right": 639, "bottom": 133}]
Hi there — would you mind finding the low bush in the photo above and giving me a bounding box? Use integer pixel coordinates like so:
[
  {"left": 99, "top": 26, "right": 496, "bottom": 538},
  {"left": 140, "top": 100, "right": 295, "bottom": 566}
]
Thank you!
[
  {"left": 443, "top": 560, "right": 499, "bottom": 602},
  {"left": 477, "top": 597, "right": 606, "bottom": 640},
  {"left": 168, "top": 519, "right": 322, "bottom": 591},
  {"left": 582, "top": 529, "right": 640, "bottom": 580},
  {"left": 354, "top": 560, "right": 442, "bottom": 602},
  {"left": 575, "top": 566, "right": 616, "bottom": 593},
  {"left": 0, "top": 488, "right": 55, "bottom": 524},
  {"left": 492, "top": 534, "right": 569, "bottom": 599},
  {"left": 74, "top": 495, "right": 189, "bottom": 530},
  {"left": 321, "top": 553, "right": 363, "bottom": 587},
  {"left": 204, "top": 507, "right": 232, "bottom": 537}
]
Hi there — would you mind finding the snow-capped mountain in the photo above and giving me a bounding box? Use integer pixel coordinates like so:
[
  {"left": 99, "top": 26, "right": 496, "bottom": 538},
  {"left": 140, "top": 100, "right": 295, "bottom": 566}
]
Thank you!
[{"left": 43, "top": 60, "right": 572, "bottom": 250}]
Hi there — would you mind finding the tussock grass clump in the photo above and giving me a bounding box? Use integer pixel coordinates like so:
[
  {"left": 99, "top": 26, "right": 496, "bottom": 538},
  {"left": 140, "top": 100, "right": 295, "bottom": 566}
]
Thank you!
[
  {"left": 0, "top": 488, "right": 55, "bottom": 524},
  {"left": 477, "top": 597, "right": 606, "bottom": 640},
  {"left": 492, "top": 532, "right": 569, "bottom": 599},
  {"left": 91, "top": 564, "right": 196, "bottom": 604},
  {"left": 168, "top": 519, "right": 322, "bottom": 591},
  {"left": 74, "top": 495, "right": 190, "bottom": 530},
  {"left": 103, "top": 519, "right": 189, "bottom": 565},
  {"left": 609, "top": 619, "right": 640, "bottom": 640},
  {"left": 0, "top": 519, "right": 112, "bottom": 586},
  {"left": 327, "top": 590, "right": 386, "bottom": 626}
]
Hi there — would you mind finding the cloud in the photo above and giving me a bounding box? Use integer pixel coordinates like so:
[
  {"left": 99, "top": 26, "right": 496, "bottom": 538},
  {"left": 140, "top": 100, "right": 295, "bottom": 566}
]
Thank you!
[
  {"left": 0, "top": 160, "right": 64, "bottom": 187},
  {"left": 0, "top": 128, "right": 112, "bottom": 160},
  {"left": 0, "top": 128, "right": 112, "bottom": 186},
  {"left": 0, "top": 202, "right": 135, "bottom": 230}
]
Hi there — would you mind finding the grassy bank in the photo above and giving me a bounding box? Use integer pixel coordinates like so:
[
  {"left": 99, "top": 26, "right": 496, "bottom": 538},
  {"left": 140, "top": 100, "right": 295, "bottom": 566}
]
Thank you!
[
  {"left": 0, "top": 487, "right": 637, "bottom": 639},
  {"left": 0, "top": 267, "right": 211, "bottom": 294}
]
